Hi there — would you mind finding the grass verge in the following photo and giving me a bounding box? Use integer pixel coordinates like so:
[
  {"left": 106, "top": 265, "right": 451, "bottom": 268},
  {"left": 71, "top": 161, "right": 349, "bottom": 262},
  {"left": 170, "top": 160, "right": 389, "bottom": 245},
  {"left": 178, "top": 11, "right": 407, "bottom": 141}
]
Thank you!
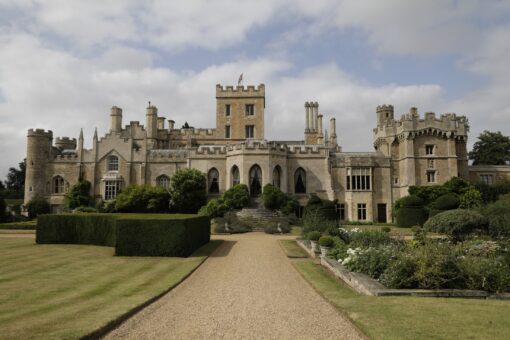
[
  {"left": 279, "top": 240, "right": 309, "bottom": 258},
  {"left": 0, "top": 237, "right": 221, "bottom": 340},
  {"left": 0, "top": 220, "right": 37, "bottom": 230},
  {"left": 293, "top": 261, "right": 510, "bottom": 340}
]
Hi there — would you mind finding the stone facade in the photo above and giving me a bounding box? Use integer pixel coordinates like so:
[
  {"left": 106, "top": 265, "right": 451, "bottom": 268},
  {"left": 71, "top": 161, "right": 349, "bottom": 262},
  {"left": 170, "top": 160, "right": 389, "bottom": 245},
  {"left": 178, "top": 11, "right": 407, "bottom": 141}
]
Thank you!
[{"left": 24, "top": 83, "right": 509, "bottom": 221}]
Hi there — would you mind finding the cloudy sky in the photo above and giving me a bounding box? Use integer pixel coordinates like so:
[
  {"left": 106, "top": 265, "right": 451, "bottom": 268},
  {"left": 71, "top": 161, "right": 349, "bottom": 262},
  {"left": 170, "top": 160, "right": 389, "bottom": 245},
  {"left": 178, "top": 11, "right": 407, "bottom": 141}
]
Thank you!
[{"left": 1, "top": 0, "right": 510, "bottom": 178}]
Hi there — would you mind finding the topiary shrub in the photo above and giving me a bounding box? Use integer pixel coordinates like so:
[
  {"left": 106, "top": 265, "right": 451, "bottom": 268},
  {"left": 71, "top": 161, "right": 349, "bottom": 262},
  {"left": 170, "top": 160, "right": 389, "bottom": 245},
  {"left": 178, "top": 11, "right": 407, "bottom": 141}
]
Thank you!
[
  {"left": 318, "top": 236, "right": 334, "bottom": 247},
  {"left": 222, "top": 184, "right": 250, "bottom": 209},
  {"left": 424, "top": 209, "right": 488, "bottom": 242},
  {"left": 395, "top": 195, "right": 428, "bottom": 228},
  {"left": 115, "top": 185, "right": 170, "bottom": 213},
  {"left": 74, "top": 206, "right": 98, "bottom": 213},
  {"left": 307, "top": 231, "right": 321, "bottom": 241},
  {"left": 400, "top": 195, "right": 425, "bottom": 208},
  {"left": 459, "top": 188, "right": 483, "bottom": 209},
  {"left": 434, "top": 194, "right": 460, "bottom": 211},
  {"left": 26, "top": 195, "right": 50, "bottom": 218},
  {"left": 198, "top": 197, "right": 229, "bottom": 218},
  {"left": 483, "top": 200, "right": 510, "bottom": 239},
  {"left": 262, "top": 184, "right": 287, "bottom": 210},
  {"left": 169, "top": 168, "right": 207, "bottom": 213}
]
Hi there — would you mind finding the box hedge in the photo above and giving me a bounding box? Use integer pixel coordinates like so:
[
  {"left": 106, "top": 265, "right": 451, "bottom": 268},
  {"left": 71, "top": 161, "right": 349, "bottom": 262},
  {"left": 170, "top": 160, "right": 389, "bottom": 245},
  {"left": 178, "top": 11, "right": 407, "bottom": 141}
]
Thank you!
[
  {"left": 36, "top": 214, "right": 116, "bottom": 246},
  {"left": 36, "top": 213, "right": 211, "bottom": 257},
  {"left": 396, "top": 207, "right": 428, "bottom": 228},
  {"left": 115, "top": 215, "right": 210, "bottom": 257}
]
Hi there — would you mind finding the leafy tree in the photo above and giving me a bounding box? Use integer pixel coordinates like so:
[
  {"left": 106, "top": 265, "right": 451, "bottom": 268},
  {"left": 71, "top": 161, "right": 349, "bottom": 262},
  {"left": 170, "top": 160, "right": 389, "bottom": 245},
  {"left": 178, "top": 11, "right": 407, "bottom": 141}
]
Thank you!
[
  {"left": 222, "top": 184, "right": 250, "bottom": 209},
  {"left": 469, "top": 131, "right": 510, "bottom": 165},
  {"left": 262, "top": 184, "right": 287, "bottom": 210},
  {"left": 459, "top": 189, "right": 483, "bottom": 209},
  {"left": 115, "top": 185, "right": 170, "bottom": 213},
  {"left": 5, "top": 159, "right": 26, "bottom": 192},
  {"left": 65, "top": 179, "right": 92, "bottom": 209},
  {"left": 26, "top": 195, "right": 50, "bottom": 218},
  {"left": 170, "top": 168, "right": 207, "bottom": 213}
]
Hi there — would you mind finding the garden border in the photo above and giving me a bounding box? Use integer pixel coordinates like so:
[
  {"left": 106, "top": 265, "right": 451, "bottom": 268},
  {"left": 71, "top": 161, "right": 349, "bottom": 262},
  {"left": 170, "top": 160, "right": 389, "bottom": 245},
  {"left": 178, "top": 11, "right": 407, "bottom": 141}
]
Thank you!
[{"left": 296, "top": 239, "right": 510, "bottom": 300}]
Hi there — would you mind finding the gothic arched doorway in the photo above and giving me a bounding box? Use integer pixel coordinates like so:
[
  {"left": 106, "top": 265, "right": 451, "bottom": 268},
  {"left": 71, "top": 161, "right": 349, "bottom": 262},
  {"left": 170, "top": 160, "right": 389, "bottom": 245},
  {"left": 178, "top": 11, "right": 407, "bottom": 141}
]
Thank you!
[{"left": 249, "top": 165, "right": 262, "bottom": 197}]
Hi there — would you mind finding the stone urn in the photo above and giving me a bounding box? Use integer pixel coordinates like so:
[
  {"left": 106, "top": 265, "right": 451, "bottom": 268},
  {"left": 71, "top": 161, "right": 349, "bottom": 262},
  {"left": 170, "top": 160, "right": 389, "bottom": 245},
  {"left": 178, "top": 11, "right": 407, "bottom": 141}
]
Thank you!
[{"left": 310, "top": 240, "right": 319, "bottom": 253}]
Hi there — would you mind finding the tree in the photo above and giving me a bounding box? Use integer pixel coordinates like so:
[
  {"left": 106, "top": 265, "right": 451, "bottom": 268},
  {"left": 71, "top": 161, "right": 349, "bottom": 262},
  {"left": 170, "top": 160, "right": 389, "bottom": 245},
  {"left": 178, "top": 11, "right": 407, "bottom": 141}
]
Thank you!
[
  {"left": 115, "top": 184, "right": 171, "bottom": 213},
  {"left": 65, "top": 179, "right": 92, "bottom": 209},
  {"left": 5, "top": 159, "right": 26, "bottom": 192},
  {"left": 170, "top": 169, "right": 207, "bottom": 213},
  {"left": 469, "top": 131, "right": 510, "bottom": 165},
  {"left": 26, "top": 195, "right": 50, "bottom": 218}
]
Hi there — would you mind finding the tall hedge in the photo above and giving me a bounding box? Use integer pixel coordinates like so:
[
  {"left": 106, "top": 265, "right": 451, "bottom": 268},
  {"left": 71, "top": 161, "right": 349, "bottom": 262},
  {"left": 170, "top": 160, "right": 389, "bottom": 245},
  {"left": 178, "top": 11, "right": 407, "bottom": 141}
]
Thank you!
[
  {"left": 395, "top": 195, "right": 427, "bottom": 227},
  {"left": 115, "top": 215, "right": 210, "bottom": 257},
  {"left": 36, "top": 214, "right": 116, "bottom": 246}
]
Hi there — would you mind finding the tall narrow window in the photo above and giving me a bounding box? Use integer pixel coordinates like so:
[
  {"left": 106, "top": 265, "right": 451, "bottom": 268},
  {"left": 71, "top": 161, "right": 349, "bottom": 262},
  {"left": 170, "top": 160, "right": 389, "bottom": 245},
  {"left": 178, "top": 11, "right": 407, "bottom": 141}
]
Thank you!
[
  {"left": 225, "top": 125, "right": 231, "bottom": 138},
  {"left": 425, "top": 145, "right": 434, "bottom": 155},
  {"left": 245, "top": 104, "right": 254, "bottom": 116},
  {"left": 156, "top": 175, "right": 170, "bottom": 189},
  {"left": 108, "top": 155, "right": 119, "bottom": 171},
  {"left": 272, "top": 166, "right": 281, "bottom": 188},
  {"left": 104, "top": 181, "right": 120, "bottom": 200},
  {"left": 336, "top": 203, "right": 345, "bottom": 221},
  {"left": 53, "top": 176, "right": 65, "bottom": 194},
  {"left": 427, "top": 171, "right": 436, "bottom": 183},
  {"left": 294, "top": 168, "right": 306, "bottom": 194},
  {"left": 249, "top": 165, "right": 262, "bottom": 197},
  {"left": 245, "top": 125, "right": 254, "bottom": 138},
  {"left": 231, "top": 165, "right": 240, "bottom": 186},
  {"left": 225, "top": 104, "right": 231, "bottom": 116},
  {"left": 208, "top": 168, "right": 220, "bottom": 194},
  {"left": 357, "top": 203, "right": 367, "bottom": 221}
]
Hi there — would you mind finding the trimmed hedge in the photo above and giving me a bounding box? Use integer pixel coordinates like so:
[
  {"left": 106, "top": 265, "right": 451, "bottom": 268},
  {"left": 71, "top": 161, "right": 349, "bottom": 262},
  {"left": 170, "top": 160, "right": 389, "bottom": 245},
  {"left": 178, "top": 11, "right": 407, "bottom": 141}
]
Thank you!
[
  {"left": 36, "top": 213, "right": 211, "bottom": 257},
  {"left": 115, "top": 215, "right": 210, "bottom": 257},
  {"left": 434, "top": 194, "right": 460, "bottom": 210},
  {"left": 396, "top": 207, "right": 428, "bottom": 228},
  {"left": 36, "top": 214, "right": 116, "bottom": 246}
]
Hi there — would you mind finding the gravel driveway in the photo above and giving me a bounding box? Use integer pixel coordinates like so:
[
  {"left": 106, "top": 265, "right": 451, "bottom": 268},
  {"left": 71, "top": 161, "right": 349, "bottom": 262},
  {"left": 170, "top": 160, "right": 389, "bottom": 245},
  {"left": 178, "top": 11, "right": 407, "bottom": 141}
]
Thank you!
[{"left": 105, "top": 233, "right": 363, "bottom": 340}]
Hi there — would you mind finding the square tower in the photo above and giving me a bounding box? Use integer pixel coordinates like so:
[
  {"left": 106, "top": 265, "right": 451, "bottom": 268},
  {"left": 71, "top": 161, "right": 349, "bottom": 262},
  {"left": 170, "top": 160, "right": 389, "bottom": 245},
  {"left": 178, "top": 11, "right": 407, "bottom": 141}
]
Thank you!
[{"left": 216, "top": 84, "right": 265, "bottom": 140}]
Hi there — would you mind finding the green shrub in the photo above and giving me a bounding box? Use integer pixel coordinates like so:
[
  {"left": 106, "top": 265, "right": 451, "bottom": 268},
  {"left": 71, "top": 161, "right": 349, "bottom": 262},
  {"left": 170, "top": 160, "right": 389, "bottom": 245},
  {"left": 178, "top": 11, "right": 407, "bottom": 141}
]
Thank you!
[
  {"left": 281, "top": 194, "right": 299, "bottom": 216},
  {"left": 483, "top": 200, "right": 510, "bottom": 239},
  {"left": 198, "top": 197, "right": 229, "bottom": 218},
  {"left": 65, "top": 179, "right": 92, "bottom": 209},
  {"left": 434, "top": 194, "right": 460, "bottom": 210},
  {"left": 424, "top": 209, "right": 488, "bottom": 242},
  {"left": 303, "top": 194, "right": 336, "bottom": 221},
  {"left": 380, "top": 253, "right": 419, "bottom": 288},
  {"left": 381, "top": 226, "right": 391, "bottom": 233},
  {"left": 115, "top": 185, "right": 170, "bottom": 213},
  {"left": 212, "top": 212, "right": 251, "bottom": 234},
  {"left": 307, "top": 231, "right": 321, "bottom": 241},
  {"left": 75, "top": 206, "right": 98, "bottom": 213},
  {"left": 349, "top": 230, "right": 394, "bottom": 248},
  {"left": 36, "top": 214, "right": 116, "bottom": 246},
  {"left": 459, "top": 188, "right": 483, "bottom": 209},
  {"left": 459, "top": 256, "right": 510, "bottom": 293},
  {"left": 222, "top": 184, "right": 250, "bottom": 209},
  {"left": 264, "top": 219, "right": 291, "bottom": 234},
  {"left": 344, "top": 245, "right": 395, "bottom": 279},
  {"left": 475, "top": 180, "right": 510, "bottom": 204},
  {"left": 396, "top": 207, "right": 428, "bottom": 228},
  {"left": 319, "top": 236, "right": 334, "bottom": 247},
  {"left": 115, "top": 215, "right": 210, "bottom": 257},
  {"left": 170, "top": 168, "right": 207, "bottom": 213},
  {"left": 400, "top": 195, "right": 425, "bottom": 208},
  {"left": 262, "top": 184, "right": 287, "bottom": 210},
  {"left": 26, "top": 195, "right": 50, "bottom": 218},
  {"left": 328, "top": 237, "right": 349, "bottom": 260}
]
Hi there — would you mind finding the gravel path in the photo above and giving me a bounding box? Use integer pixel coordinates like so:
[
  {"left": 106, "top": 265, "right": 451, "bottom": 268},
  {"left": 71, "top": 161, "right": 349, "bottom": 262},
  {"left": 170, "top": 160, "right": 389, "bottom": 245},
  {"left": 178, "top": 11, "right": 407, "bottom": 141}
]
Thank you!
[{"left": 105, "top": 233, "right": 363, "bottom": 340}]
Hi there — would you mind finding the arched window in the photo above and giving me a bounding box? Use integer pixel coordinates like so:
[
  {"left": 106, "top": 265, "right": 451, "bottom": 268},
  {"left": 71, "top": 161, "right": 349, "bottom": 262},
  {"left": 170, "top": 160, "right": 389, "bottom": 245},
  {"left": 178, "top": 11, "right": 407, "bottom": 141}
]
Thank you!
[
  {"left": 272, "top": 165, "right": 281, "bottom": 189},
  {"left": 208, "top": 168, "right": 220, "bottom": 194},
  {"left": 249, "top": 165, "right": 262, "bottom": 197},
  {"left": 108, "top": 155, "right": 119, "bottom": 171},
  {"left": 156, "top": 175, "right": 170, "bottom": 190},
  {"left": 53, "top": 176, "right": 65, "bottom": 194},
  {"left": 294, "top": 168, "right": 306, "bottom": 194},
  {"left": 231, "top": 165, "right": 240, "bottom": 186}
]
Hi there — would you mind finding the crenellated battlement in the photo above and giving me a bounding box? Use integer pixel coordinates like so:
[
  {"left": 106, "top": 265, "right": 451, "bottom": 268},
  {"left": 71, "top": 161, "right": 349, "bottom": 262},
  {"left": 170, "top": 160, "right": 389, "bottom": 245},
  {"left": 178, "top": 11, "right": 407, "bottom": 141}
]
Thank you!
[
  {"left": 27, "top": 129, "right": 53, "bottom": 138},
  {"left": 376, "top": 104, "right": 394, "bottom": 112},
  {"left": 148, "top": 150, "right": 189, "bottom": 160},
  {"left": 216, "top": 84, "right": 265, "bottom": 97},
  {"left": 195, "top": 145, "right": 227, "bottom": 155}
]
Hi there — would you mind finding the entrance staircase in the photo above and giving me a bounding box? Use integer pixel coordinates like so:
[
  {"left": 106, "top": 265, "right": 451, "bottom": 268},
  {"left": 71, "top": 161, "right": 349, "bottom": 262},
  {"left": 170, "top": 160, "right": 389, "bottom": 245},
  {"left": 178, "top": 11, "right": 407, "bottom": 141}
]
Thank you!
[{"left": 236, "top": 198, "right": 280, "bottom": 231}]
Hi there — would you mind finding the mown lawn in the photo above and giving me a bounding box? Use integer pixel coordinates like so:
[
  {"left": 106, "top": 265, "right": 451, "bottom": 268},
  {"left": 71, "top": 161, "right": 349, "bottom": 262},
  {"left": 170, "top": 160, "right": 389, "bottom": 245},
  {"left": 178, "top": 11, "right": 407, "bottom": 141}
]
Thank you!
[
  {"left": 0, "top": 237, "right": 221, "bottom": 339},
  {"left": 279, "top": 239, "right": 309, "bottom": 258},
  {"left": 294, "top": 261, "right": 510, "bottom": 340}
]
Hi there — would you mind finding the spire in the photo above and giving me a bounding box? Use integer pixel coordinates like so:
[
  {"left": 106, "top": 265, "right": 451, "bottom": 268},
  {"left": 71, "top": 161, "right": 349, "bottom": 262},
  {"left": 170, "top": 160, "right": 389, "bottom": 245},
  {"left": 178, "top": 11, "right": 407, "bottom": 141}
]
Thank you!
[
  {"left": 93, "top": 127, "right": 98, "bottom": 141},
  {"left": 79, "top": 128, "right": 84, "bottom": 141}
]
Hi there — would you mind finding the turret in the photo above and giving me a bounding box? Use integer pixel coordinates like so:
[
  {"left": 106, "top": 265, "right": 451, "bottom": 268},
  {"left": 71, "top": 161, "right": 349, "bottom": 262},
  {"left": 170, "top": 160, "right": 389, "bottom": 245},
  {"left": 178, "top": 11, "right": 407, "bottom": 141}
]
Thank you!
[
  {"left": 146, "top": 103, "right": 158, "bottom": 140},
  {"left": 110, "top": 106, "right": 122, "bottom": 132},
  {"left": 168, "top": 119, "right": 175, "bottom": 131},
  {"left": 376, "top": 104, "right": 394, "bottom": 127},
  {"left": 329, "top": 117, "right": 337, "bottom": 146},
  {"left": 54, "top": 137, "right": 77, "bottom": 150},
  {"left": 24, "top": 129, "right": 53, "bottom": 204}
]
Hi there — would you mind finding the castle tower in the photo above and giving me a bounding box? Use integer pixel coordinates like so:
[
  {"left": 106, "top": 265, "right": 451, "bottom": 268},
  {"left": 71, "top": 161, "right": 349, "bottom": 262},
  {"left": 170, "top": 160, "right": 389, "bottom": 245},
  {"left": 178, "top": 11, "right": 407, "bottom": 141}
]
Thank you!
[
  {"left": 110, "top": 106, "right": 123, "bottom": 132},
  {"left": 24, "top": 129, "right": 53, "bottom": 204},
  {"left": 215, "top": 84, "right": 265, "bottom": 140},
  {"left": 146, "top": 103, "right": 158, "bottom": 148},
  {"left": 376, "top": 104, "right": 394, "bottom": 127},
  {"left": 54, "top": 137, "right": 77, "bottom": 150}
]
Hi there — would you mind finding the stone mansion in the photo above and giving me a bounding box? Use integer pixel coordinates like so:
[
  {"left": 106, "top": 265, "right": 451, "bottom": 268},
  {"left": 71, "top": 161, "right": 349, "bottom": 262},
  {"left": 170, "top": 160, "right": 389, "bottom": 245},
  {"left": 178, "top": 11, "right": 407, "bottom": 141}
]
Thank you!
[{"left": 24, "top": 84, "right": 510, "bottom": 221}]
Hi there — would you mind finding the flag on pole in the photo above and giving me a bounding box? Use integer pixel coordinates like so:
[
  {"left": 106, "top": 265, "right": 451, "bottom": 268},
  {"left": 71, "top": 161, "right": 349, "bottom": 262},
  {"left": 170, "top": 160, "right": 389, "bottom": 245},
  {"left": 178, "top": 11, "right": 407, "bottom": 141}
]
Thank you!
[{"left": 238, "top": 73, "right": 243, "bottom": 86}]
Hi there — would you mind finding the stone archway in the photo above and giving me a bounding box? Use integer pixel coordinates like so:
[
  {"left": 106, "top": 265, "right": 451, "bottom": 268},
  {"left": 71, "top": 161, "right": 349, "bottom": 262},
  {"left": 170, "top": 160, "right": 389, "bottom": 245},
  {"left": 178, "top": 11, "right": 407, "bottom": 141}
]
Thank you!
[{"left": 249, "top": 165, "right": 262, "bottom": 197}]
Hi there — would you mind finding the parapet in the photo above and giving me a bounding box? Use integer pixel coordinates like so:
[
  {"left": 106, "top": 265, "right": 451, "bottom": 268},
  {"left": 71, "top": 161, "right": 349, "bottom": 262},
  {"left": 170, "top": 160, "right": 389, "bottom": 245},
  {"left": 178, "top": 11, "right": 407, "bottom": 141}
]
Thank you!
[
  {"left": 376, "top": 104, "right": 394, "bottom": 113},
  {"left": 216, "top": 84, "right": 265, "bottom": 98},
  {"left": 55, "top": 137, "right": 77, "bottom": 150},
  {"left": 27, "top": 129, "right": 53, "bottom": 138}
]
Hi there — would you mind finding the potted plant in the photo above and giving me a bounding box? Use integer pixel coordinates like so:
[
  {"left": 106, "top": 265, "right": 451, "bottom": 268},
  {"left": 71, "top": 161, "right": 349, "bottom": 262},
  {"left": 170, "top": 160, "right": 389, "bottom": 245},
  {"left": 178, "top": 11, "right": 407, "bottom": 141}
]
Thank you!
[
  {"left": 318, "top": 236, "right": 334, "bottom": 257},
  {"left": 307, "top": 231, "right": 321, "bottom": 253}
]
